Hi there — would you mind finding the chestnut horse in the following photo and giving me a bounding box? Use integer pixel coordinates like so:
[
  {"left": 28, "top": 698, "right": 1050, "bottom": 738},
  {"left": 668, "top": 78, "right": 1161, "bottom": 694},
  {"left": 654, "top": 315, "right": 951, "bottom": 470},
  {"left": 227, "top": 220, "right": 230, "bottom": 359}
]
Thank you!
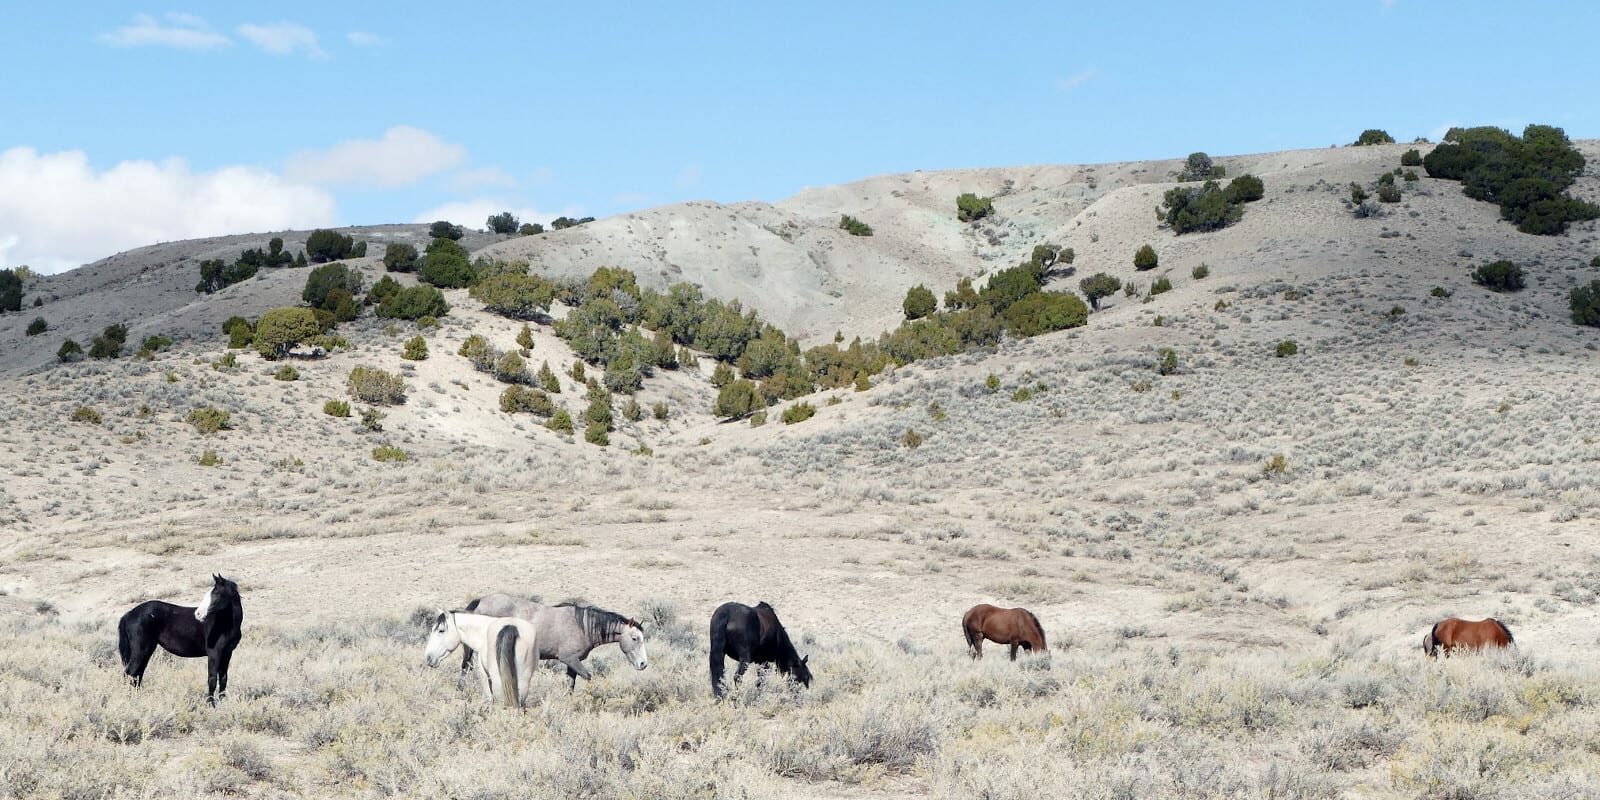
[
  {"left": 1423, "top": 617, "right": 1514, "bottom": 657},
  {"left": 962, "top": 604, "right": 1046, "bottom": 660}
]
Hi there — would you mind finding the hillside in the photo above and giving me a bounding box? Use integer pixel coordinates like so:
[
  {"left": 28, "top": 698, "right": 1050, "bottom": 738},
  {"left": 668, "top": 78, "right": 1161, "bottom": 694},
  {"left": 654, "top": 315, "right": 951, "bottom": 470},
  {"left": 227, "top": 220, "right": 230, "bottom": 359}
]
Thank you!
[{"left": 2, "top": 141, "right": 1600, "bottom": 798}]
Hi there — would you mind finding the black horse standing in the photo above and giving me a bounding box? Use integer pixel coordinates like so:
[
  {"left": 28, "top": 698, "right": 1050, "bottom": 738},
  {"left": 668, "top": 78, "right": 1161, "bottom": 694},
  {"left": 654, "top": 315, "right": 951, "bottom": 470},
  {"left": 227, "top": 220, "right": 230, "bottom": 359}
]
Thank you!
[
  {"left": 118, "top": 574, "right": 243, "bottom": 705},
  {"left": 708, "top": 601, "right": 811, "bottom": 699}
]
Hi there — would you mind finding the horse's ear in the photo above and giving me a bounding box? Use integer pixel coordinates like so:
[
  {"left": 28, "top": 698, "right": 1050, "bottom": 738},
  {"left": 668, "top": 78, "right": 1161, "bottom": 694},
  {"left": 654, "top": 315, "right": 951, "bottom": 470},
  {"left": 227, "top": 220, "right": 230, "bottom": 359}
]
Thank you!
[{"left": 802, "top": 654, "right": 809, "bottom": 665}]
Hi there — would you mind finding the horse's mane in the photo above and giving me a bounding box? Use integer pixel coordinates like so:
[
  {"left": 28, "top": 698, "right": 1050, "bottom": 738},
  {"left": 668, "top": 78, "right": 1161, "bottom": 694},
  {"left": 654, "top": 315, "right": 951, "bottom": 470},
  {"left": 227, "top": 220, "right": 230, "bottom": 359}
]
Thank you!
[
  {"left": 555, "top": 603, "right": 639, "bottom": 641},
  {"left": 1493, "top": 618, "right": 1514, "bottom": 644}
]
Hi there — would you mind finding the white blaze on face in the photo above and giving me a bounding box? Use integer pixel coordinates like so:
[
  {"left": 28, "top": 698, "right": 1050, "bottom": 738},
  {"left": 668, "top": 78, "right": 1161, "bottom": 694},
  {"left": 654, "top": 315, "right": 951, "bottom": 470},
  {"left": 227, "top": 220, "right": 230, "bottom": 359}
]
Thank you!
[
  {"left": 623, "top": 625, "right": 649, "bottom": 670},
  {"left": 194, "top": 586, "right": 215, "bottom": 621}
]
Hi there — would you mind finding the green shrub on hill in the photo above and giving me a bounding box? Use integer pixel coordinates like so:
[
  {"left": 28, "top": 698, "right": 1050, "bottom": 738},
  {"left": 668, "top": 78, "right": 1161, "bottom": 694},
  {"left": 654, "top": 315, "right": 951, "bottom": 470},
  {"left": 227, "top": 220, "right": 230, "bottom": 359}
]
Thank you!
[
  {"left": 956, "top": 193, "right": 994, "bottom": 222},
  {"left": 377, "top": 285, "right": 449, "bottom": 320},
  {"left": 839, "top": 215, "right": 873, "bottom": 236},
  {"left": 1471, "top": 260, "right": 1525, "bottom": 292},
  {"left": 1424, "top": 124, "right": 1599, "bottom": 234},
  {"left": 383, "top": 243, "right": 419, "bottom": 272},
  {"left": 254, "top": 307, "right": 320, "bottom": 360},
  {"left": 1352, "top": 129, "right": 1395, "bottom": 146}
]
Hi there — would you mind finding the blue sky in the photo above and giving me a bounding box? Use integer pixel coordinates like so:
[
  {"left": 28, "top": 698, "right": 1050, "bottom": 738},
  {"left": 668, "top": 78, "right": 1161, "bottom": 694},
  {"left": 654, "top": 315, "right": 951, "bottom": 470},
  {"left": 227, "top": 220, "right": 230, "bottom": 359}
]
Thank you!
[{"left": 3, "top": 1, "right": 1598, "bottom": 273}]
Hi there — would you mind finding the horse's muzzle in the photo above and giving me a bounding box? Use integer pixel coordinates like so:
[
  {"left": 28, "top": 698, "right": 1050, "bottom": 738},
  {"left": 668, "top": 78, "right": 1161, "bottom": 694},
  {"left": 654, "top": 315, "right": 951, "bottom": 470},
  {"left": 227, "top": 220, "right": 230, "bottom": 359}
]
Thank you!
[{"left": 634, "top": 660, "right": 649, "bottom": 671}]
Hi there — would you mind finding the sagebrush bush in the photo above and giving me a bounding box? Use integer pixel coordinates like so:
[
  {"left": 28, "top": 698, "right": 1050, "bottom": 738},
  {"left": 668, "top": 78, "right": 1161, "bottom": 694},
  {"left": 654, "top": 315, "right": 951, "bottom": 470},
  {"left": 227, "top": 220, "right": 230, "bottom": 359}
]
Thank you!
[
  {"left": 323, "top": 400, "right": 350, "bottom": 418},
  {"left": 781, "top": 401, "right": 816, "bottom": 425},
  {"left": 274, "top": 365, "right": 299, "bottom": 381},
  {"left": 1377, "top": 184, "right": 1402, "bottom": 203},
  {"left": 197, "top": 449, "right": 222, "bottom": 467},
  {"left": 652, "top": 401, "right": 668, "bottom": 420},
  {"left": 70, "top": 405, "right": 102, "bottom": 425},
  {"left": 1191, "top": 264, "right": 1210, "bottom": 280},
  {"left": 494, "top": 351, "right": 528, "bottom": 384},
  {"left": 347, "top": 366, "right": 406, "bottom": 405},
  {"left": 715, "top": 379, "right": 762, "bottom": 419},
  {"left": 1149, "top": 277, "right": 1173, "bottom": 296},
  {"left": 500, "top": 385, "right": 555, "bottom": 416},
  {"left": 839, "top": 215, "right": 873, "bottom": 236},
  {"left": 402, "top": 335, "right": 428, "bottom": 361},
  {"left": 1471, "top": 260, "right": 1525, "bottom": 292},
  {"left": 902, "top": 428, "right": 922, "bottom": 448},
  {"left": 187, "top": 407, "right": 232, "bottom": 435},
  {"left": 371, "top": 445, "right": 408, "bottom": 462},
  {"left": 546, "top": 409, "right": 575, "bottom": 434},
  {"left": 26, "top": 317, "right": 47, "bottom": 336},
  {"left": 1570, "top": 280, "right": 1600, "bottom": 327},
  {"left": 1134, "top": 245, "right": 1158, "bottom": 271},
  {"left": 1276, "top": 340, "right": 1299, "bottom": 358}
]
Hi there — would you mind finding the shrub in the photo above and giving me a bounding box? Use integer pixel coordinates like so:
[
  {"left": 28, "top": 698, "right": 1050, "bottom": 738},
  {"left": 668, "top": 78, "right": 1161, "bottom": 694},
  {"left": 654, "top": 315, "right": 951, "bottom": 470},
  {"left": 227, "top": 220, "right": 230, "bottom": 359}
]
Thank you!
[
  {"left": 550, "top": 216, "right": 594, "bottom": 230},
  {"left": 584, "top": 422, "right": 610, "bottom": 446},
  {"left": 839, "top": 215, "right": 873, "bottom": 236},
  {"left": 1156, "top": 348, "right": 1178, "bottom": 375},
  {"left": 1134, "top": 244, "right": 1158, "bottom": 271},
  {"left": 1160, "top": 181, "right": 1242, "bottom": 233},
  {"left": 347, "top": 366, "right": 406, "bottom": 405},
  {"left": 1471, "top": 260, "right": 1525, "bottom": 292},
  {"left": 223, "top": 316, "right": 254, "bottom": 348},
  {"left": 714, "top": 379, "right": 762, "bottom": 419},
  {"left": 1377, "top": 184, "right": 1402, "bottom": 203},
  {"left": 56, "top": 339, "right": 83, "bottom": 362},
  {"left": 383, "top": 243, "right": 419, "bottom": 272},
  {"left": 1179, "top": 152, "right": 1214, "bottom": 181},
  {"left": 1353, "top": 129, "right": 1395, "bottom": 146},
  {"left": 1592, "top": 256, "right": 1600, "bottom": 268},
  {"left": 1002, "top": 291, "right": 1088, "bottom": 336},
  {"left": 429, "top": 220, "right": 464, "bottom": 240},
  {"left": 1350, "top": 183, "right": 1368, "bottom": 204},
  {"left": 546, "top": 409, "right": 575, "bottom": 434},
  {"left": 198, "top": 449, "right": 222, "bottom": 467},
  {"left": 1424, "top": 124, "right": 1599, "bottom": 234},
  {"left": 402, "top": 335, "right": 428, "bottom": 361},
  {"left": 378, "top": 285, "right": 449, "bottom": 320},
  {"left": 902, "top": 428, "right": 923, "bottom": 449},
  {"left": 87, "top": 323, "right": 128, "bottom": 359},
  {"left": 304, "top": 229, "right": 356, "bottom": 263},
  {"left": 1149, "top": 277, "right": 1174, "bottom": 297},
  {"left": 622, "top": 399, "right": 643, "bottom": 422},
  {"left": 516, "top": 324, "right": 535, "bottom": 350},
  {"left": 213, "top": 352, "right": 238, "bottom": 371},
  {"left": 18, "top": 315, "right": 47, "bottom": 339},
  {"left": 956, "top": 192, "right": 994, "bottom": 222},
  {"left": 1079, "top": 273, "right": 1122, "bottom": 310},
  {"left": 254, "top": 307, "right": 321, "bottom": 359},
  {"left": 1400, "top": 148, "right": 1423, "bottom": 166},
  {"left": 1275, "top": 340, "right": 1299, "bottom": 358},
  {"left": 749, "top": 411, "right": 767, "bottom": 427},
  {"left": 187, "top": 407, "right": 231, "bottom": 435},
  {"left": 360, "top": 408, "right": 386, "bottom": 432},
  {"left": 1570, "top": 280, "right": 1600, "bottom": 327},
  {"left": 519, "top": 222, "right": 544, "bottom": 236},
  {"left": 500, "top": 385, "right": 555, "bottom": 415},
  {"left": 486, "top": 211, "right": 519, "bottom": 234},
  {"left": 0, "top": 268, "right": 21, "bottom": 311},
  {"left": 652, "top": 401, "right": 668, "bottom": 420},
  {"left": 494, "top": 351, "right": 529, "bottom": 384},
  {"left": 583, "top": 383, "right": 614, "bottom": 430},
  {"left": 1403, "top": 170, "right": 1419, "bottom": 182},
  {"left": 1431, "top": 286, "right": 1452, "bottom": 298},
  {"left": 1225, "top": 174, "right": 1265, "bottom": 203},
  {"left": 536, "top": 361, "right": 561, "bottom": 393},
  {"left": 1192, "top": 264, "right": 1210, "bottom": 280},
  {"left": 471, "top": 273, "right": 555, "bottom": 320},
  {"left": 372, "top": 445, "right": 408, "bottom": 462},
  {"left": 367, "top": 275, "right": 401, "bottom": 306},
  {"left": 274, "top": 365, "right": 299, "bottom": 381},
  {"left": 419, "top": 239, "right": 475, "bottom": 288},
  {"left": 303, "top": 263, "right": 364, "bottom": 311},
  {"left": 140, "top": 334, "right": 172, "bottom": 354},
  {"left": 902, "top": 285, "right": 937, "bottom": 320},
  {"left": 195, "top": 258, "right": 257, "bottom": 294},
  {"left": 70, "top": 405, "right": 102, "bottom": 425},
  {"left": 944, "top": 277, "right": 979, "bottom": 311},
  {"left": 570, "top": 361, "right": 586, "bottom": 382},
  {"left": 781, "top": 401, "right": 816, "bottom": 424},
  {"left": 323, "top": 400, "right": 350, "bottom": 417}
]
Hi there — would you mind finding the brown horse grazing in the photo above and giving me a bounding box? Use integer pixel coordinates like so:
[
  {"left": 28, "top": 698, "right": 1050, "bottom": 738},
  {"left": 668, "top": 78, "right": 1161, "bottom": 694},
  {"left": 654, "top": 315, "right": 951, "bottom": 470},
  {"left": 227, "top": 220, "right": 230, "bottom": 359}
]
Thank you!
[
  {"left": 1423, "top": 617, "right": 1514, "bottom": 657},
  {"left": 962, "top": 604, "right": 1046, "bottom": 661}
]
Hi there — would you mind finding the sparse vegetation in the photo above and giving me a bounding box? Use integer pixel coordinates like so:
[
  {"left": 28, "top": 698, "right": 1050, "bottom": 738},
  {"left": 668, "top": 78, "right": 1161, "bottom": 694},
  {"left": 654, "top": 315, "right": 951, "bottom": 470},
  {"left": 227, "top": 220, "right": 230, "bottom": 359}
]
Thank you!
[
  {"left": 323, "top": 400, "right": 350, "bottom": 418},
  {"left": 274, "top": 365, "right": 299, "bottom": 381},
  {"left": 781, "top": 401, "right": 816, "bottom": 425},
  {"left": 839, "top": 215, "right": 873, "bottom": 236},
  {"left": 70, "top": 405, "right": 102, "bottom": 425},
  {"left": 186, "top": 407, "right": 231, "bottom": 435},
  {"left": 499, "top": 385, "right": 555, "bottom": 416},
  {"left": 26, "top": 317, "right": 47, "bottom": 336},
  {"left": 371, "top": 444, "right": 409, "bottom": 462},
  {"left": 402, "top": 336, "right": 428, "bottom": 361},
  {"left": 1276, "top": 340, "right": 1299, "bottom": 358},
  {"left": 347, "top": 366, "right": 406, "bottom": 405},
  {"left": 1570, "top": 280, "right": 1600, "bottom": 327}
]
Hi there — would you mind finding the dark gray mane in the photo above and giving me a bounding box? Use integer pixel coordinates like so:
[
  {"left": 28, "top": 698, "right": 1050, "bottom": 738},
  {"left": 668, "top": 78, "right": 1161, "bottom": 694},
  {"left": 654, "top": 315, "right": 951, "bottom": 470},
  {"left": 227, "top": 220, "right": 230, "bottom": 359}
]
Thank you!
[{"left": 555, "top": 603, "right": 638, "bottom": 643}]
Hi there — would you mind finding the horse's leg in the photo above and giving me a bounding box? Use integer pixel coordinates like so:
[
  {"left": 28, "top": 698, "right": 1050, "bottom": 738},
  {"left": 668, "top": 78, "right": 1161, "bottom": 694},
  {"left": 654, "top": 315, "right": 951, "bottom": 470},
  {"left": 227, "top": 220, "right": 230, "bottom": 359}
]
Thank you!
[
  {"left": 473, "top": 658, "right": 493, "bottom": 705},
  {"left": 214, "top": 646, "right": 235, "bottom": 701},
  {"left": 125, "top": 637, "right": 156, "bottom": 687},
  {"left": 1009, "top": 642, "right": 1019, "bottom": 662},
  {"left": 733, "top": 659, "right": 750, "bottom": 686},
  {"left": 560, "top": 656, "right": 591, "bottom": 691},
  {"left": 207, "top": 653, "right": 220, "bottom": 706}
]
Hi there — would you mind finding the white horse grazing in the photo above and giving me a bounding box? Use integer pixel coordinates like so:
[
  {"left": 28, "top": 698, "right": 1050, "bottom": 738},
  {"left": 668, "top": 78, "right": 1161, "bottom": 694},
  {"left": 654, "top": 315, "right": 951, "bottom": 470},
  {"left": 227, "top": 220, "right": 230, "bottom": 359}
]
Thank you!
[{"left": 423, "top": 610, "right": 539, "bottom": 708}]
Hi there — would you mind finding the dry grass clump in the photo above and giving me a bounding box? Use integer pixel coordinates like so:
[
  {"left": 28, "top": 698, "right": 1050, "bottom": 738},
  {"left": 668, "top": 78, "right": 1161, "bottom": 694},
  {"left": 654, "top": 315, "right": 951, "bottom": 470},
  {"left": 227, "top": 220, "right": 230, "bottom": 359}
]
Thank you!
[{"left": 2, "top": 616, "right": 1595, "bottom": 798}]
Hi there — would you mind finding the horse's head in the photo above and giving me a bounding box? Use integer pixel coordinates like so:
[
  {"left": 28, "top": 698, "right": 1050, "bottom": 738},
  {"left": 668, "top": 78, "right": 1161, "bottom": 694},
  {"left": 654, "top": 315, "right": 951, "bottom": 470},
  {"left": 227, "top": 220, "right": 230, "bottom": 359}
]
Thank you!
[
  {"left": 423, "top": 611, "right": 461, "bottom": 668},
  {"left": 791, "top": 653, "right": 812, "bottom": 688},
  {"left": 618, "top": 619, "right": 649, "bottom": 671},
  {"left": 194, "top": 574, "right": 238, "bottom": 622}
]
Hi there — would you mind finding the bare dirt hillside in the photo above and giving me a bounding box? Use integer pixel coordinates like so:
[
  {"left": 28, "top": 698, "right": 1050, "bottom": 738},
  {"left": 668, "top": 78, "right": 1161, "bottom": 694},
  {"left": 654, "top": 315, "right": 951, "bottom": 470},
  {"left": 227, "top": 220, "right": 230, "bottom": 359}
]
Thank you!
[{"left": 2, "top": 142, "right": 1600, "bottom": 798}]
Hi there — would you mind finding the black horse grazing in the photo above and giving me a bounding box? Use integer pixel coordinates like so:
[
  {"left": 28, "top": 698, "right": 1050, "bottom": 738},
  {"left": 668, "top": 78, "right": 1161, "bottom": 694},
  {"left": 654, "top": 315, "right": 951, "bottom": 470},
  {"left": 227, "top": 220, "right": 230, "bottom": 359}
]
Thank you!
[
  {"left": 708, "top": 601, "right": 811, "bottom": 699},
  {"left": 117, "top": 574, "right": 243, "bottom": 705}
]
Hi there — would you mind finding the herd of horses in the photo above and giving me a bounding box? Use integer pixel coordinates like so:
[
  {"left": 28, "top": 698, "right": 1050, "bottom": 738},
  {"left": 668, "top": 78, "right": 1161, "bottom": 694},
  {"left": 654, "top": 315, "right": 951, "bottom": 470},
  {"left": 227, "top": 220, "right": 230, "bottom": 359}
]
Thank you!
[{"left": 115, "top": 574, "right": 1518, "bottom": 707}]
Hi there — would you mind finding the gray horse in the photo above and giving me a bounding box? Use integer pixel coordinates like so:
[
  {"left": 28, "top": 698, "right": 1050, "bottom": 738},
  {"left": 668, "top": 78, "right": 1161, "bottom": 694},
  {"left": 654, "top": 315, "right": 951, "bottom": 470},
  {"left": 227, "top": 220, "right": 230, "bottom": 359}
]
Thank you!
[{"left": 464, "top": 593, "right": 649, "bottom": 689}]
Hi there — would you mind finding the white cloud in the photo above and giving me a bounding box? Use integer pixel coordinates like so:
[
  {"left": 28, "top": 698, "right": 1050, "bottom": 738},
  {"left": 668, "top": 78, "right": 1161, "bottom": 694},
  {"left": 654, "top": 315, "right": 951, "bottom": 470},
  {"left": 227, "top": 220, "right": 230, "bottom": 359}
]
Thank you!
[
  {"left": 237, "top": 22, "right": 327, "bottom": 59},
  {"left": 99, "top": 12, "right": 231, "bottom": 50},
  {"left": 346, "top": 31, "right": 383, "bottom": 46},
  {"left": 412, "top": 200, "right": 565, "bottom": 232},
  {"left": 285, "top": 126, "right": 466, "bottom": 188},
  {"left": 449, "top": 166, "right": 518, "bottom": 192},
  {"left": 0, "top": 147, "right": 336, "bottom": 275},
  {"left": 1056, "top": 68, "right": 1098, "bottom": 91}
]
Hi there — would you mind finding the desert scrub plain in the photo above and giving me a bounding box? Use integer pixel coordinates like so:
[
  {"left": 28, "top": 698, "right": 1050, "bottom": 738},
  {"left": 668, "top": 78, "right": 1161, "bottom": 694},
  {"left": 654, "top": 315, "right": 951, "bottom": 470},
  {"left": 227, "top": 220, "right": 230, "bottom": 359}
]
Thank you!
[{"left": 2, "top": 140, "right": 1600, "bottom": 797}]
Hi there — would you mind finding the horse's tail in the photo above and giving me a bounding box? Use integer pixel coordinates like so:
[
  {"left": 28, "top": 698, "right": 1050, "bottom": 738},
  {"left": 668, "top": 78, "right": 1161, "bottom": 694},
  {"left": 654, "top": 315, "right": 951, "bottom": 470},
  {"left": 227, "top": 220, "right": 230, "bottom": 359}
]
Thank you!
[
  {"left": 708, "top": 608, "right": 728, "bottom": 698},
  {"left": 116, "top": 614, "right": 132, "bottom": 667},
  {"left": 1423, "top": 622, "right": 1439, "bottom": 657},
  {"left": 495, "top": 625, "right": 521, "bottom": 708},
  {"left": 1025, "top": 609, "right": 1047, "bottom": 651},
  {"left": 1493, "top": 618, "right": 1514, "bottom": 646}
]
